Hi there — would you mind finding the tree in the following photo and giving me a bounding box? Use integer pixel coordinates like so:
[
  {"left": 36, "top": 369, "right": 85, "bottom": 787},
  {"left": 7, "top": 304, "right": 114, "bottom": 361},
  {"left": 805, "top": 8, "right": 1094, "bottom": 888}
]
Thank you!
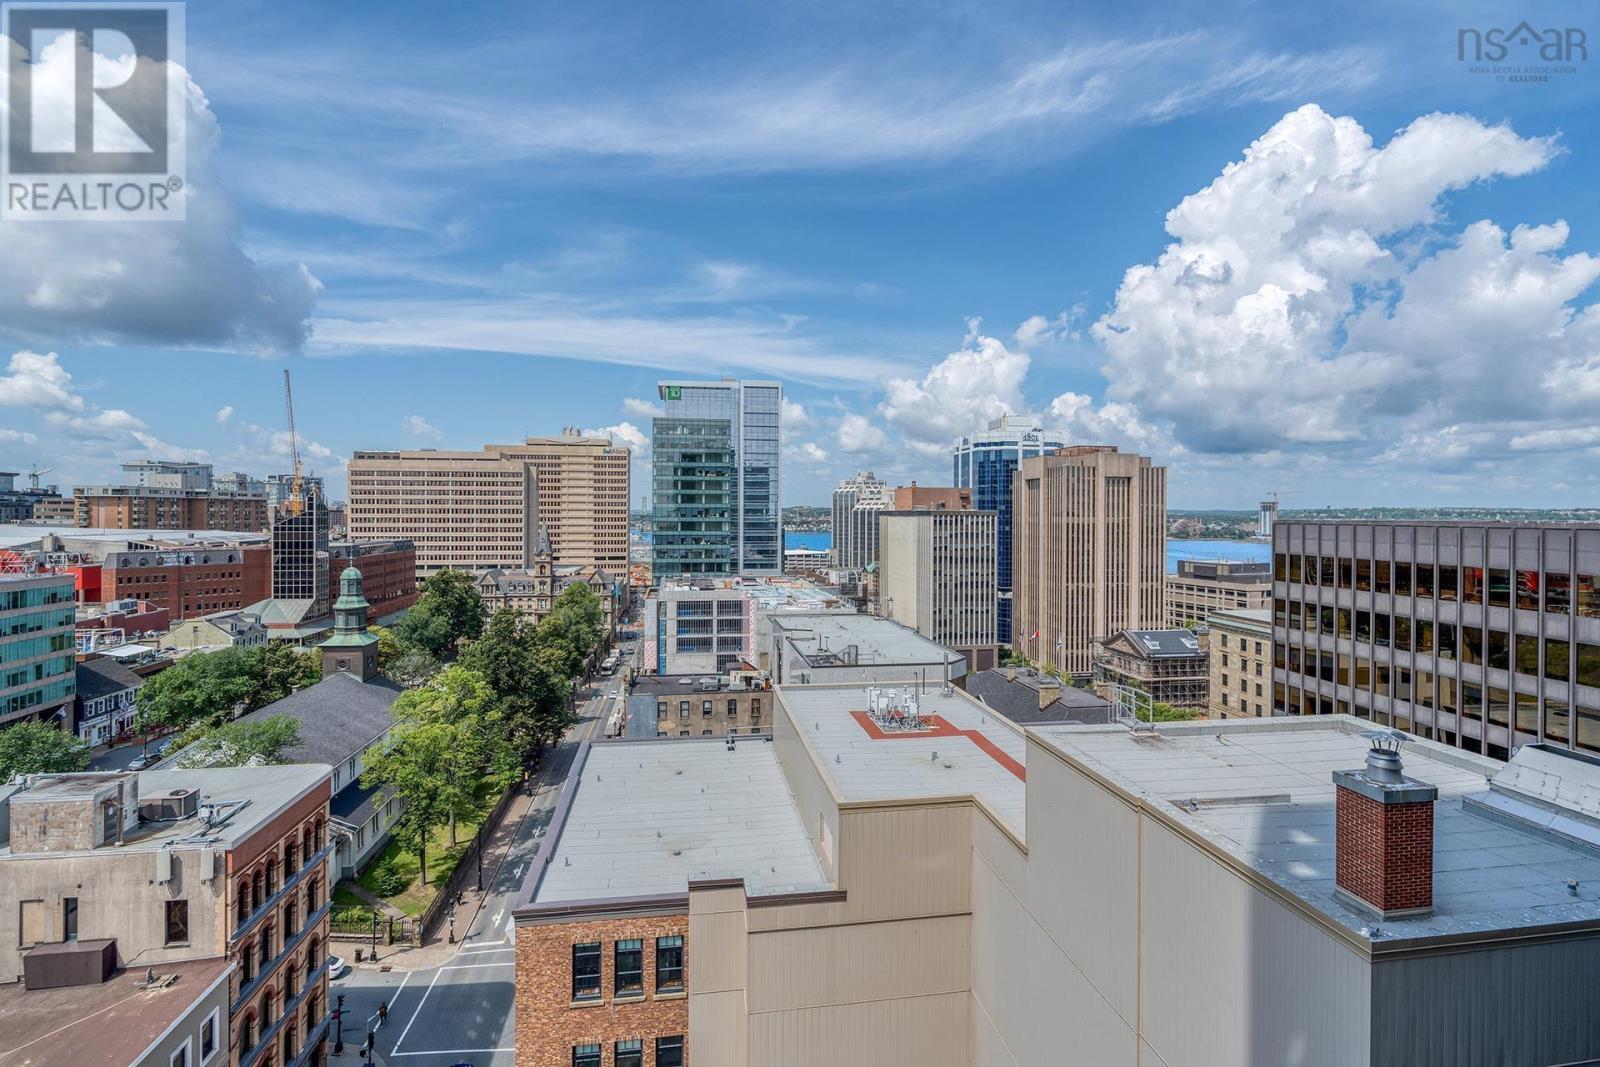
[
  {"left": 1148, "top": 702, "right": 1202, "bottom": 723},
  {"left": 392, "top": 569, "right": 486, "bottom": 662},
  {"left": 370, "top": 625, "right": 401, "bottom": 669},
  {"left": 135, "top": 647, "right": 260, "bottom": 735},
  {"left": 253, "top": 644, "right": 319, "bottom": 710},
  {"left": 362, "top": 675, "right": 500, "bottom": 878},
  {"left": 0, "top": 722, "right": 90, "bottom": 778},
  {"left": 386, "top": 649, "right": 440, "bottom": 689},
  {"left": 388, "top": 666, "right": 512, "bottom": 844},
  {"left": 535, "top": 583, "right": 605, "bottom": 678},
  {"left": 173, "top": 715, "right": 302, "bottom": 768},
  {"left": 461, "top": 608, "right": 572, "bottom": 761}
]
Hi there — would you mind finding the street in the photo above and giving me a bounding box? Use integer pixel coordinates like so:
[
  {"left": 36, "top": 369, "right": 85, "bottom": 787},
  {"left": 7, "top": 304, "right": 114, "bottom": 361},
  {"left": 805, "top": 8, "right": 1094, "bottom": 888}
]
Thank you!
[{"left": 331, "top": 660, "right": 624, "bottom": 1067}]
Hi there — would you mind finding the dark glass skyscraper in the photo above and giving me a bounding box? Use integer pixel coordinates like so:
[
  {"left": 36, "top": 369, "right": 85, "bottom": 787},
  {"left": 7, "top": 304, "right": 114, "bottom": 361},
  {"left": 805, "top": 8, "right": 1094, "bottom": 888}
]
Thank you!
[
  {"left": 952, "top": 415, "right": 1064, "bottom": 645},
  {"left": 652, "top": 379, "right": 783, "bottom": 578}
]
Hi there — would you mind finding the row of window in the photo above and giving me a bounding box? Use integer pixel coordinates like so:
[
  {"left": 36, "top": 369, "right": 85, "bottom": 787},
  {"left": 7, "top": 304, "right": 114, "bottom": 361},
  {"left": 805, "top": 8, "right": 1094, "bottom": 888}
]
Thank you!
[
  {"left": 1278, "top": 601, "right": 1600, "bottom": 687},
  {"left": 1276, "top": 554, "right": 1600, "bottom": 616},
  {"left": 572, "top": 936, "right": 684, "bottom": 1000},
  {"left": 573, "top": 1037, "right": 683, "bottom": 1067},
  {"left": 655, "top": 698, "right": 763, "bottom": 718}
]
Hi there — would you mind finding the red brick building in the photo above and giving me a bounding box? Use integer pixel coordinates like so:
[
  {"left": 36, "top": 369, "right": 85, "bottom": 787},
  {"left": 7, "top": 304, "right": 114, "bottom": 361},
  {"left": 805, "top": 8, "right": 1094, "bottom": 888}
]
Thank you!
[
  {"left": 100, "top": 542, "right": 272, "bottom": 622},
  {"left": 74, "top": 487, "right": 269, "bottom": 532},
  {"left": 329, "top": 539, "right": 417, "bottom": 621}
]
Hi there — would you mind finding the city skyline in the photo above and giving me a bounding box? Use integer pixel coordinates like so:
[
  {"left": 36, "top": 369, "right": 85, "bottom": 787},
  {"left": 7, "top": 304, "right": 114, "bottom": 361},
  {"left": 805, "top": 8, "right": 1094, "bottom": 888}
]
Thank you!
[{"left": 4, "top": 2, "right": 1600, "bottom": 511}]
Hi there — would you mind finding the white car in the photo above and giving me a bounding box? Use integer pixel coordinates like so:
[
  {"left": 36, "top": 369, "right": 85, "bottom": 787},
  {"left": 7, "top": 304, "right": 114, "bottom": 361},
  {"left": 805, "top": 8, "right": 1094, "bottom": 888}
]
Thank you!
[
  {"left": 608, "top": 689, "right": 620, "bottom": 698},
  {"left": 327, "top": 954, "right": 347, "bottom": 979}
]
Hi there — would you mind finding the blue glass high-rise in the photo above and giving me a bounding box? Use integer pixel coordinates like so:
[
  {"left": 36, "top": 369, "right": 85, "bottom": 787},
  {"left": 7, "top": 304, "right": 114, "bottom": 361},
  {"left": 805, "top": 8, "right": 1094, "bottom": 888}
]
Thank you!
[{"left": 953, "top": 415, "right": 1064, "bottom": 645}]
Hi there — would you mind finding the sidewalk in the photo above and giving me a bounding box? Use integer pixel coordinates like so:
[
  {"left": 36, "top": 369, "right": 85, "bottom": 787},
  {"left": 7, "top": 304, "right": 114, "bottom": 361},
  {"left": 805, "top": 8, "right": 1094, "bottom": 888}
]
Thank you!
[{"left": 348, "top": 783, "right": 537, "bottom": 973}]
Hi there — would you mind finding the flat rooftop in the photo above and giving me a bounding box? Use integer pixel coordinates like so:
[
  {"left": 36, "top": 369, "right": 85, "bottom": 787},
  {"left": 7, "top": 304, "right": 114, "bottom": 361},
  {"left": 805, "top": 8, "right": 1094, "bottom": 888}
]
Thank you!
[
  {"left": 0, "top": 765, "right": 330, "bottom": 857},
  {"left": 528, "top": 739, "right": 827, "bottom": 906},
  {"left": 1036, "top": 718, "right": 1600, "bottom": 941},
  {"left": 780, "top": 683, "right": 1028, "bottom": 837},
  {"left": 774, "top": 613, "right": 963, "bottom": 668},
  {"left": 0, "top": 955, "right": 231, "bottom": 1067}
]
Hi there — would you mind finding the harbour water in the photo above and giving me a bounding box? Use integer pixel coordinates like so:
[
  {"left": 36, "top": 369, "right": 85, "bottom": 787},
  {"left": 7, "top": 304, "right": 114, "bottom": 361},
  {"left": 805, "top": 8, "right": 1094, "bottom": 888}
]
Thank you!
[{"left": 782, "top": 531, "right": 1266, "bottom": 574}]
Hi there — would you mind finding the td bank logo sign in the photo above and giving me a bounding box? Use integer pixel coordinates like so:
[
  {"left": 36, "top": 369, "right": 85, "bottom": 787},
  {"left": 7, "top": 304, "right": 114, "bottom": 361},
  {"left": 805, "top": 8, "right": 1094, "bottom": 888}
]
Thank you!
[{"left": 2, "top": 2, "right": 186, "bottom": 220}]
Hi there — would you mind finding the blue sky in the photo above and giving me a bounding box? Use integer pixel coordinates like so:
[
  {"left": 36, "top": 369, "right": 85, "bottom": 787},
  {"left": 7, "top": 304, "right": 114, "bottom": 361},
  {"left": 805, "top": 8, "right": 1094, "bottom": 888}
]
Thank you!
[{"left": 3, "top": 0, "right": 1600, "bottom": 507}]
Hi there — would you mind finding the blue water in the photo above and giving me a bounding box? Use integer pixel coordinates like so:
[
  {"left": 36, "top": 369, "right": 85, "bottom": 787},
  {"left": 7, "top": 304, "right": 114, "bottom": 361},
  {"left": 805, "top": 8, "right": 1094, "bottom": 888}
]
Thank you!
[
  {"left": 785, "top": 531, "right": 831, "bottom": 552},
  {"left": 1167, "top": 539, "right": 1269, "bottom": 573}
]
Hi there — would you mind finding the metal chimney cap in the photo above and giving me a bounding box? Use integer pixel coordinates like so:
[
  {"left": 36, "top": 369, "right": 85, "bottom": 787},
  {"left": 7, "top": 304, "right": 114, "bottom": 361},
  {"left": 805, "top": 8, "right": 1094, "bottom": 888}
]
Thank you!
[{"left": 1361, "top": 728, "right": 1409, "bottom": 754}]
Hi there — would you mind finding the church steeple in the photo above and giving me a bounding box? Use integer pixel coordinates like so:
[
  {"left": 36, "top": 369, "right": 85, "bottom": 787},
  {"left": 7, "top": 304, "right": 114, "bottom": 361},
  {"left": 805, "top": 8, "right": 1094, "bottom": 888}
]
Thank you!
[{"left": 319, "top": 565, "right": 380, "bottom": 681}]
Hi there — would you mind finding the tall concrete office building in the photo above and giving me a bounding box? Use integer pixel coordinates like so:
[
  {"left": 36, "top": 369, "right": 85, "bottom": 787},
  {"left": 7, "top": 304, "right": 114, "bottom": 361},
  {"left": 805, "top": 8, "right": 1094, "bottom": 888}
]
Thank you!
[
  {"left": 1272, "top": 520, "right": 1600, "bottom": 761},
  {"left": 346, "top": 431, "right": 631, "bottom": 576},
  {"left": 878, "top": 505, "right": 1000, "bottom": 671},
  {"left": 830, "top": 471, "right": 892, "bottom": 570},
  {"left": 1012, "top": 445, "right": 1166, "bottom": 676},
  {"left": 652, "top": 379, "right": 782, "bottom": 578},
  {"left": 953, "top": 415, "right": 1065, "bottom": 644}
]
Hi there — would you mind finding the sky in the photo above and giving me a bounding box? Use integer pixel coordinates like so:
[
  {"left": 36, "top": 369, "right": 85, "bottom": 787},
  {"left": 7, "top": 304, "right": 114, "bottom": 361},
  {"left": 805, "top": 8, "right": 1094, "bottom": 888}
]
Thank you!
[{"left": 2, "top": 0, "right": 1600, "bottom": 508}]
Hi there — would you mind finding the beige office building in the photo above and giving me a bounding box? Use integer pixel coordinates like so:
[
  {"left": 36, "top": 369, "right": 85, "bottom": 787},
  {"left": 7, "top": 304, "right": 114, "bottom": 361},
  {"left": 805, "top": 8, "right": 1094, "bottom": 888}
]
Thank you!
[
  {"left": 1164, "top": 557, "right": 1272, "bottom": 628},
  {"left": 1208, "top": 606, "right": 1272, "bottom": 718},
  {"left": 1011, "top": 446, "right": 1166, "bottom": 676},
  {"left": 878, "top": 508, "right": 999, "bottom": 672},
  {"left": 347, "top": 431, "right": 630, "bottom": 575}
]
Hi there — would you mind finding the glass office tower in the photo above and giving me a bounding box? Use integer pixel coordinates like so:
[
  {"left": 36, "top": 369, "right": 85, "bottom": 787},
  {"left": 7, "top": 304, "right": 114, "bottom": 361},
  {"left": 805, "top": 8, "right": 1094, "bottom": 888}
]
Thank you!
[
  {"left": 953, "top": 415, "right": 1065, "bottom": 645},
  {"left": 652, "top": 380, "right": 783, "bottom": 578}
]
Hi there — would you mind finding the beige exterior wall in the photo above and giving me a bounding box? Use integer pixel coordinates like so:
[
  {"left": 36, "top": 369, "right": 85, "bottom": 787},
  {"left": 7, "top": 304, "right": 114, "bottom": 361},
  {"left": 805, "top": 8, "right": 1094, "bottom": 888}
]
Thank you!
[
  {"left": 136, "top": 965, "right": 233, "bottom": 1067},
  {"left": 1012, "top": 447, "right": 1166, "bottom": 676},
  {"left": 1164, "top": 573, "right": 1271, "bottom": 629},
  {"left": 878, "top": 510, "right": 998, "bottom": 671},
  {"left": 1209, "top": 613, "right": 1272, "bottom": 718},
  {"left": 347, "top": 434, "right": 629, "bottom": 575}
]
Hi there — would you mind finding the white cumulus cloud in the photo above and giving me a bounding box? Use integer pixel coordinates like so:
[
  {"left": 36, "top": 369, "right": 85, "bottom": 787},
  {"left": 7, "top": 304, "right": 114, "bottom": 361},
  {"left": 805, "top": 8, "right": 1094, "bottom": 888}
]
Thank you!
[
  {"left": 402, "top": 414, "right": 442, "bottom": 442},
  {"left": 836, "top": 413, "right": 887, "bottom": 453},
  {"left": 622, "top": 396, "right": 664, "bottom": 419},
  {"left": 878, "top": 319, "right": 1030, "bottom": 456},
  {"left": 216, "top": 405, "right": 235, "bottom": 424},
  {"left": 0, "top": 31, "right": 320, "bottom": 352}
]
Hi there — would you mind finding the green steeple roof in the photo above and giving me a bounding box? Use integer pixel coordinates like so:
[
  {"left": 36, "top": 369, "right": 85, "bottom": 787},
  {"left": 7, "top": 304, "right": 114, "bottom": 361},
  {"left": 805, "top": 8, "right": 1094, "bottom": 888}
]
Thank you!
[{"left": 321, "top": 564, "right": 379, "bottom": 649}]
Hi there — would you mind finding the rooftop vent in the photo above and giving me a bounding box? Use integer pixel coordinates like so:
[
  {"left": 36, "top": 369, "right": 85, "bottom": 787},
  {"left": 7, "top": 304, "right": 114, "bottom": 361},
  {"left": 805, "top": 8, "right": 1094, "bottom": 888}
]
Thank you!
[
  {"left": 139, "top": 787, "right": 199, "bottom": 823},
  {"left": 1332, "top": 729, "right": 1437, "bottom": 920}
]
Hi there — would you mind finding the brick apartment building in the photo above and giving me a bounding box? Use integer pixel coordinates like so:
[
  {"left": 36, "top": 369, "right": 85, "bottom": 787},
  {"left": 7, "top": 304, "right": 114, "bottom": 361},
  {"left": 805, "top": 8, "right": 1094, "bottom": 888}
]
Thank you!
[
  {"left": 74, "top": 486, "right": 269, "bottom": 532},
  {"left": 1, "top": 763, "right": 335, "bottom": 1067},
  {"left": 517, "top": 912, "right": 688, "bottom": 1067},
  {"left": 101, "top": 542, "right": 273, "bottom": 622}
]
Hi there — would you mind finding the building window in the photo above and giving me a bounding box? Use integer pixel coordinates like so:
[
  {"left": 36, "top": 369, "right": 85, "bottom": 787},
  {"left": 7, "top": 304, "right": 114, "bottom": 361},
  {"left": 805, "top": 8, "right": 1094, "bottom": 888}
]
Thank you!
[
  {"left": 656, "top": 934, "right": 684, "bottom": 991},
  {"left": 572, "top": 1044, "right": 601, "bottom": 1067},
  {"left": 615, "top": 939, "right": 644, "bottom": 996},
  {"left": 200, "top": 1009, "right": 219, "bottom": 1063},
  {"left": 702, "top": 700, "right": 712, "bottom": 716},
  {"left": 572, "top": 942, "right": 601, "bottom": 1001},
  {"left": 165, "top": 900, "right": 189, "bottom": 945},
  {"left": 751, "top": 698, "right": 761, "bottom": 714},
  {"left": 170, "top": 1041, "right": 191, "bottom": 1067},
  {"left": 727, "top": 698, "right": 738, "bottom": 716},
  {"left": 657, "top": 1036, "right": 685, "bottom": 1067},
  {"left": 615, "top": 1040, "right": 643, "bottom": 1067},
  {"left": 678, "top": 701, "right": 689, "bottom": 719}
]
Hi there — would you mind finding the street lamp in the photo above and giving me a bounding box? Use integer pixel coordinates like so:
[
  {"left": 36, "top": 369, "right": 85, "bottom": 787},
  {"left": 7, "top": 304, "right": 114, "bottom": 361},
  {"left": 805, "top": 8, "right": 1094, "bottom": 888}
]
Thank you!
[
  {"left": 447, "top": 903, "right": 456, "bottom": 945},
  {"left": 333, "top": 993, "right": 345, "bottom": 1055},
  {"left": 475, "top": 825, "right": 484, "bottom": 893},
  {"left": 369, "top": 910, "right": 379, "bottom": 961}
]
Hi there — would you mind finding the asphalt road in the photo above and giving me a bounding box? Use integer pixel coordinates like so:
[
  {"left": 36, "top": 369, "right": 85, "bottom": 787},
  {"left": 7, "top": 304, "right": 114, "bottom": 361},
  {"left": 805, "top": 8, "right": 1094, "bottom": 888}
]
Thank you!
[
  {"left": 331, "top": 668, "right": 621, "bottom": 1067},
  {"left": 90, "top": 737, "right": 162, "bottom": 770}
]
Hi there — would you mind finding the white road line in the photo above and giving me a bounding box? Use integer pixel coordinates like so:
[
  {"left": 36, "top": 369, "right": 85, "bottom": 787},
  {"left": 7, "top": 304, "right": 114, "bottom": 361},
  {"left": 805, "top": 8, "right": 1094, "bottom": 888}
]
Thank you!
[
  {"left": 460, "top": 940, "right": 509, "bottom": 952},
  {"left": 439, "top": 960, "right": 515, "bottom": 971},
  {"left": 391, "top": 966, "right": 441, "bottom": 1052},
  {"left": 490, "top": 906, "right": 504, "bottom": 926},
  {"left": 391, "top": 1049, "right": 517, "bottom": 1057}
]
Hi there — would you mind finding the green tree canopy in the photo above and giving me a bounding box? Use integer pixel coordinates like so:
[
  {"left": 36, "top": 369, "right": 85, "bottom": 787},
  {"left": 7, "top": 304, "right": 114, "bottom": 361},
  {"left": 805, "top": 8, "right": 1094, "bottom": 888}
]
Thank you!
[
  {"left": 0, "top": 722, "right": 90, "bottom": 779},
  {"left": 173, "top": 715, "right": 302, "bottom": 768},
  {"left": 135, "top": 644, "right": 319, "bottom": 736},
  {"left": 392, "top": 569, "right": 486, "bottom": 661},
  {"left": 461, "top": 608, "right": 573, "bottom": 759}
]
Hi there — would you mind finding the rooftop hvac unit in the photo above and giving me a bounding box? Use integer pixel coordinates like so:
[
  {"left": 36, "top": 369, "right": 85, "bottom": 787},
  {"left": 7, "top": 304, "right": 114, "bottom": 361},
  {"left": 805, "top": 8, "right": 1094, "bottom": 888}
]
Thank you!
[{"left": 139, "top": 788, "right": 199, "bottom": 823}]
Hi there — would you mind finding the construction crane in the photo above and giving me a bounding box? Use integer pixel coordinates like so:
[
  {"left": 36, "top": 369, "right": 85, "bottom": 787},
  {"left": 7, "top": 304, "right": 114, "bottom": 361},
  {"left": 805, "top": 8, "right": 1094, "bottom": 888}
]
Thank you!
[
  {"left": 25, "top": 467, "right": 51, "bottom": 490},
  {"left": 282, "top": 369, "right": 305, "bottom": 517}
]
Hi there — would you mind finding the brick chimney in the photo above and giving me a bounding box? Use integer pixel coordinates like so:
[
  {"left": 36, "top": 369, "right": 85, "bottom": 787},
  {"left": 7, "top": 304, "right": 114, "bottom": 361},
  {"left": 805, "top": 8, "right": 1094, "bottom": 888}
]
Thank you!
[{"left": 1333, "top": 730, "right": 1438, "bottom": 919}]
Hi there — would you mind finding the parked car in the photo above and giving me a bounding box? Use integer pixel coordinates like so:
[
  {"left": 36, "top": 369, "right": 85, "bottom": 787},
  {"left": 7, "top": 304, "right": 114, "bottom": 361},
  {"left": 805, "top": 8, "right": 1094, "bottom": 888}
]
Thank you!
[
  {"left": 608, "top": 688, "right": 620, "bottom": 698},
  {"left": 154, "top": 739, "right": 174, "bottom": 756},
  {"left": 327, "top": 954, "right": 347, "bottom": 980},
  {"left": 127, "top": 754, "right": 155, "bottom": 771}
]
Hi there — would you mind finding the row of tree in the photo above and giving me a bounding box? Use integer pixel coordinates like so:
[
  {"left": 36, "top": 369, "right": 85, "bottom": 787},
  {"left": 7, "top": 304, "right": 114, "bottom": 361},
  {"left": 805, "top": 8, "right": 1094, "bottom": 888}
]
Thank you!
[{"left": 360, "top": 571, "right": 608, "bottom": 883}]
